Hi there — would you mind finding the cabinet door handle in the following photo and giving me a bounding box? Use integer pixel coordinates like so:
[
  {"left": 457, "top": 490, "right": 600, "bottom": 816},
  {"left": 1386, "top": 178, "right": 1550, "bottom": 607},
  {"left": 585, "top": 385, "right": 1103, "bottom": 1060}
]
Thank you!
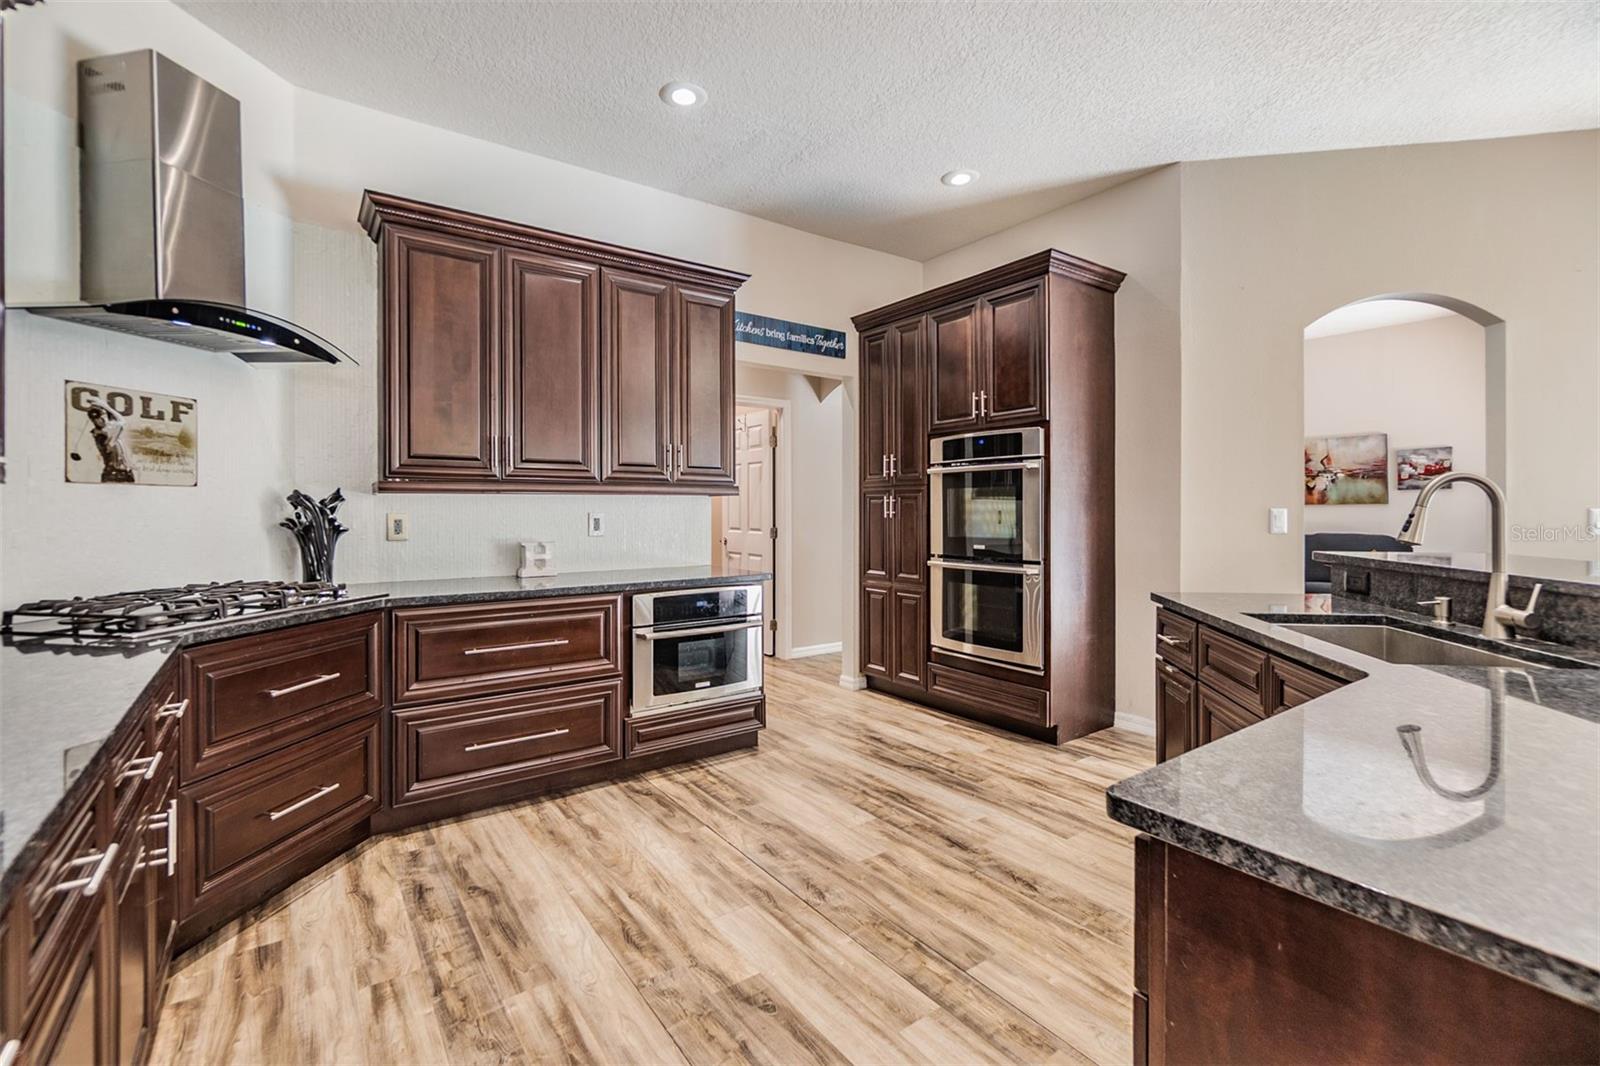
[
  {"left": 266, "top": 783, "right": 340, "bottom": 821},
  {"left": 881, "top": 453, "right": 888, "bottom": 478},
  {"left": 888, "top": 453, "right": 898, "bottom": 477},
  {"left": 464, "top": 727, "right": 569, "bottom": 753},
  {"left": 53, "top": 843, "right": 119, "bottom": 897},
  {"left": 881, "top": 496, "right": 889, "bottom": 519},
  {"left": 266, "top": 672, "right": 341, "bottom": 698},
  {"left": 463, "top": 637, "right": 568, "bottom": 656},
  {"left": 888, "top": 494, "right": 897, "bottom": 519},
  {"left": 1156, "top": 634, "right": 1190, "bottom": 648},
  {"left": 677, "top": 443, "right": 686, "bottom": 472},
  {"left": 979, "top": 390, "right": 988, "bottom": 417},
  {"left": 120, "top": 749, "right": 163, "bottom": 782},
  {"left": 970, "top": 391, "right": 978, "bottom": 418},
  {"left": 1, "top": 1038, "right": 19, "bottom": 1066},
  {"left": 155, "top": 698, "right": 188, "bottom": 720}
]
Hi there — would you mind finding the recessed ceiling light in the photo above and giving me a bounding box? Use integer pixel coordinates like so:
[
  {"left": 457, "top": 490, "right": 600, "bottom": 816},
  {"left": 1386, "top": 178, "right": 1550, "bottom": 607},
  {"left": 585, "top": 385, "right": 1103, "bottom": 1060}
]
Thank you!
[
  {"left": 941, "top": 169, "right": 979, "bottom": 187},
  {"left": 659, "top": 81, "right": 706, "bottom": 108}
]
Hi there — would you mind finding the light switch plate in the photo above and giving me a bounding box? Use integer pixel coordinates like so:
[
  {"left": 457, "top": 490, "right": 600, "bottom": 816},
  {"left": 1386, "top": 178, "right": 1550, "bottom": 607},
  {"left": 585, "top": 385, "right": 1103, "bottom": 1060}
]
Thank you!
[
  {"left": 386, "top": 513, "right": 409, "bottom": 541},
  {"left": 1268, "top": 507, "right": 1289, "bottom": 535},
  {"left": 588, "top": 513, "right": 605, "bottom": 537}
]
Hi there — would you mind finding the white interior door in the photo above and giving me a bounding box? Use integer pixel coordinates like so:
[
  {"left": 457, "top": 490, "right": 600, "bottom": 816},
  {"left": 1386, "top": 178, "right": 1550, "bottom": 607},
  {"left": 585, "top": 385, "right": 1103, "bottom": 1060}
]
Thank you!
[{"left": 722, "top": 408, "right": 775, "bottom": 654}]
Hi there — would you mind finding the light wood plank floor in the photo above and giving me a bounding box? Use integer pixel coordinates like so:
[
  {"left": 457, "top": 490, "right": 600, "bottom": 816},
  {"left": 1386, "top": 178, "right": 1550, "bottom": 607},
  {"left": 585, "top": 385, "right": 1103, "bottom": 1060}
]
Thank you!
[{"left": 150, "top": 654, "right": 1153, "bottom": 1065}]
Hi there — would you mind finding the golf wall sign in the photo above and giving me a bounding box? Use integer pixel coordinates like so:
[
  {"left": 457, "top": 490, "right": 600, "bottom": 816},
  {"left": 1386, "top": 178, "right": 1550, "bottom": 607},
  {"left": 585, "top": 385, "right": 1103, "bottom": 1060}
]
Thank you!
[
  {"left": 734, "top": 311, "right": 846, "bottom": 359},
  {"left": 65, "top": 380, "right": 198, "bottom": 486}
]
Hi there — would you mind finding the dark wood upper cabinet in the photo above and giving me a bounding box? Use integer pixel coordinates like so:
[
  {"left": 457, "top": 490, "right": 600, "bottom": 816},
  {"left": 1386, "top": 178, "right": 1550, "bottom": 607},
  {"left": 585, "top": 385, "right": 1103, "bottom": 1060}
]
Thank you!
[
  {"left": 383, "top": 227, "right": 499, "bottom": 480},
  {"left": 503, "top": 250, "right": 600, "bottom": 483},
  {"left": 362, "top": 192, "right": 746, "bottom": 494},
  {"left": 889, "top": 318, "right": 926, "bottom": 485},
  {"left": 859, "top": 327, "right": 892, "bottom": 487},
  {"left": 982, "top": 280, "right": 1046, "bottom": 426},
  {"left": 674, "top": 286, "right": 736, "bottom": 486},
  {"left": 927, "top": 300, "right": 982, "bottom": 433},
  {"left": 601, "top": 269, "right": 675, "bottom": 485}
]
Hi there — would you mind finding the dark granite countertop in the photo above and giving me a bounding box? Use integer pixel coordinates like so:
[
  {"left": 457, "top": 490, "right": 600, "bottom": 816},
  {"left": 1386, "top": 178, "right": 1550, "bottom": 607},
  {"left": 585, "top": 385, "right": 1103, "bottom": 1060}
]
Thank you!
[
  {"left": 1316, "top": 550, "right": 1600, "bottom": 598},
  {"left": 0, "top": 564, "right": 769, "bottom": 909},
  {"left": 1109, "top": 591, "right": 1600, "bottom": 1008}
]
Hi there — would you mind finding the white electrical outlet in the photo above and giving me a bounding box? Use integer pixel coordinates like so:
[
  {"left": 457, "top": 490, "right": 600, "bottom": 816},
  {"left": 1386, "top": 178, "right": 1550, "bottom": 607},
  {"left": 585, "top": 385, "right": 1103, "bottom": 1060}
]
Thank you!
[
  {"left": 1268, "top": 507, "right": 1289, "bottom": 535},
  {"left": 1588, "top": 507, "right": 1600, "bottom": 536},
  {"left": 386, "top": 513, "right": 409, "bottom": 541},
  {"left": 588, "top": 512, "right": 605, "bottom": 537}
]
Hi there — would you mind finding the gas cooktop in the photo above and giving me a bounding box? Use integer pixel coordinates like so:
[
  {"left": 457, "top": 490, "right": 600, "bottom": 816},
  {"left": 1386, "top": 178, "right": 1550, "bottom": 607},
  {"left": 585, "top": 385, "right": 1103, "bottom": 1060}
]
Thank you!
[{"left": 3, "top": 580, "right": 382, "bottom": 647}]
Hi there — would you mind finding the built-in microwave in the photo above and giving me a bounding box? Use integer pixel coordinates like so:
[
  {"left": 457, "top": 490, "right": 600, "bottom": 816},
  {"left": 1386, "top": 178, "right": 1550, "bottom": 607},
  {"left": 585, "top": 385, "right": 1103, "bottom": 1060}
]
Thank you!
[
  {"left": 631, "top": 585, "right": 764, "bottom": 714},
  {"left": 927, "top": 428, "right": 1046, "bottom": 671}
]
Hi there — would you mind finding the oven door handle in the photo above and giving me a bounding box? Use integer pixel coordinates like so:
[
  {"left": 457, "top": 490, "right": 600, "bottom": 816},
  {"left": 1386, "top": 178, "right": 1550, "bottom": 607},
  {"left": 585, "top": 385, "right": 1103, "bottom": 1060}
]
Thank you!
[
  {"left": 636, "top": 619, "right": 763, "bottom": 640},
  {"left": 928, "top": 559, "right": 1042, "bottom": 576},
  {"left": 928, "top": 459, "right": 1043, "bottom": 473}
]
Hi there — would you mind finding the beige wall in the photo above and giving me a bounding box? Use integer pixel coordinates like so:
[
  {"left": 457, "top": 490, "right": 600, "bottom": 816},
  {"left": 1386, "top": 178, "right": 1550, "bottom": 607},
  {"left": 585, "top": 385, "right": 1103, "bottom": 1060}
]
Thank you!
[
  {"left": 1304, "top": 313, "right": 1490, "bottom": 555},
  {"left": 917, "top": 167, "right": 1183, "bottom": 728},
  {"left": 1181, "top": 132, "right": 1600, "bottom": 595}
]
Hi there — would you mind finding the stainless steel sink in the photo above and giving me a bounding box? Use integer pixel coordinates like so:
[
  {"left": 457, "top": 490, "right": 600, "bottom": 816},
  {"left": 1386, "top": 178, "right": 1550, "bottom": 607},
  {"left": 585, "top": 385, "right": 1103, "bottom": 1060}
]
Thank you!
[{"left": 1275, "top": 624, "right": 1555, "bottom": 668}]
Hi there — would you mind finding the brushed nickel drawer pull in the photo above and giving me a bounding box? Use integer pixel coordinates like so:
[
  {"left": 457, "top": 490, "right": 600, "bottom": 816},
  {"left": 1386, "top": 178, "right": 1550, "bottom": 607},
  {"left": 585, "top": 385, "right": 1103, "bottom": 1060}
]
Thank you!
[
  {"left": 266, "top": 672, "right": 341, "bottom": 698},
  {"left": 156, "top": 698, "right": 189, "bottom": 719},
  {"left": 53, "top": 844, "right": 118, "bottom": 897},
  {"left": 463, "top": 638, "right": 569, "bottom": 656},
  {"left": 1156, "top": 634, "right": 1190, "bottom": 648},
  {"left": 120, "top": 749, "right": 164, "bottom": 781},
  {"left": 464, "top": 727, "right": 569, "bottom": 753},
  {"left": 266, "top": 783, "right": 340, "bottom": 821},
  {"left": 144, "top": 799, "right": 177, "bottom": 876}
]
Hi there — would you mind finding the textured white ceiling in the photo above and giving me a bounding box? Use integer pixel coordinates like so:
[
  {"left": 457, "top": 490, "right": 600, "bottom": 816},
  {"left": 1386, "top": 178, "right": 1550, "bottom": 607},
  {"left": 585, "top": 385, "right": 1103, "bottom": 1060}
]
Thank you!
[
  {"left": 1304, "top": 300, "right": 1459, "bottom": 340},
  {"left": 177, "top": 0, "right": 1599, "bottom": 260}
]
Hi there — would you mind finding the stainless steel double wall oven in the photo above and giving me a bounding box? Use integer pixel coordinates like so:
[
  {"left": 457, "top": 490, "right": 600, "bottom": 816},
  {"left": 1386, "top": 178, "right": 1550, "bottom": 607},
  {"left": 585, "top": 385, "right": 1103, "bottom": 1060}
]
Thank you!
[{"left": 927, "top": 428, "right": 1046, "bottom": 671}]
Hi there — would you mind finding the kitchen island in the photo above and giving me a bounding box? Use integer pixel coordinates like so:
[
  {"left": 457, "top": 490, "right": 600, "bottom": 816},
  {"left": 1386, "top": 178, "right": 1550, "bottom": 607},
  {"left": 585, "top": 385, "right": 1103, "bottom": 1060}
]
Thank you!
[{"left": 1110, "top": 591, "right": 1600, "bottom": 1064}]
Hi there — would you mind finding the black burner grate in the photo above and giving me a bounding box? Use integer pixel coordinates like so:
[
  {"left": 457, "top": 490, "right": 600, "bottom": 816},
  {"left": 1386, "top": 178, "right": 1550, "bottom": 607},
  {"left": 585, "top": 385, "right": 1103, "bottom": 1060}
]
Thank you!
[{"left": 5, "top": 580, "right": 352, "bottom": 637}]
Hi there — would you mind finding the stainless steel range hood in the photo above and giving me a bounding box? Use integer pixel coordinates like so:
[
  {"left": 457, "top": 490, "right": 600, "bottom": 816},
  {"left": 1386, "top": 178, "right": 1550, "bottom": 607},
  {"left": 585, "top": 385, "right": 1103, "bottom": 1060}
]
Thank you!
[{"left": 25, "top": 51, "right": 353, "bottom": 365}]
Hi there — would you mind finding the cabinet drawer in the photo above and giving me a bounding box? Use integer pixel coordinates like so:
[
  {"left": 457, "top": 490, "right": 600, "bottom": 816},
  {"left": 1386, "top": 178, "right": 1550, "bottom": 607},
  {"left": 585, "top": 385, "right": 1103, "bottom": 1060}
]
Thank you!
[
  {"left": 393, "top": 679, "right": 624, "bottom": 807},
  {"left": 19, "top": 780, "right": 107, "bottom": 1021},
  {"left": 625, "top": 695, "right": 765, "bottom": 759},
  {"left": 1195, "top": 626, "right": 1270, "bottom": 714},
  {"left": 180, "top": 717, "right": 379, "bottom": 919},
  {"left": 927, "top": 662, "right": 1050, "bottom": 728},
  {"left": 1266, "top": 655, "right": 1345, "bottom": 714},
  {"left": 181, "top": 612, "right": 383, "bottom": 781},
  {"left": 1154, "top": 608, "right": 1198, "bottom": 674},
  {"left": 392, "top": 596, "right": 622, "bottom": 705},
  {"left": 1198, "top": 684, "right": 1265, "bottom": 745}
]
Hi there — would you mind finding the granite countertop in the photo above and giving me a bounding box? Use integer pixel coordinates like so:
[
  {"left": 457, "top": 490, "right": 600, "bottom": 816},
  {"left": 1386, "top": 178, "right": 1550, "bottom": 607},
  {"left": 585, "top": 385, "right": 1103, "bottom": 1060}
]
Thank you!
[
  {"left": 1316, "top": 549, "right": 1600, "bottom": 597},
  {"left": 1108, "top": 591, "right": 1600, "bottom": 1008},
  {"left": 0, "top": 564, "right": 769, "bottom": 908}
]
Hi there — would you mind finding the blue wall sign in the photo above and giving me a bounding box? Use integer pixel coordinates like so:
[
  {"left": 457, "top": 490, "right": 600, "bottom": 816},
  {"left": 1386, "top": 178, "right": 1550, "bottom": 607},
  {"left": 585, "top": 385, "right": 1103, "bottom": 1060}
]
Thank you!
[{"left": 734, "top": 311, "right": 846, "bottom": 359}]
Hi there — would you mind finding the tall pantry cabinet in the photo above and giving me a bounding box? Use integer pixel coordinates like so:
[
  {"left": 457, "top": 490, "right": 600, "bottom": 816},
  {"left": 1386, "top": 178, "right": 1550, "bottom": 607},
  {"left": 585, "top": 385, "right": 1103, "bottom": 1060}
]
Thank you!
[{"left": 852, "top": 250, "right": 1125, "bottom": 744}]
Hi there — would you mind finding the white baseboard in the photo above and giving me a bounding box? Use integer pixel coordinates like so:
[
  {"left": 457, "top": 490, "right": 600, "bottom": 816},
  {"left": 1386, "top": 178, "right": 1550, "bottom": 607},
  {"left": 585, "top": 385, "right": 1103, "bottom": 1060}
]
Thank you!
[
  {"left": 1114, "top": 712, "right": 1156, "bottom": 736},
  {"left": 787, "top": 642, "right": 843, "bottom": 659},
  {"left": 838, "top": 674, "right": 868, "bottom": 691}
]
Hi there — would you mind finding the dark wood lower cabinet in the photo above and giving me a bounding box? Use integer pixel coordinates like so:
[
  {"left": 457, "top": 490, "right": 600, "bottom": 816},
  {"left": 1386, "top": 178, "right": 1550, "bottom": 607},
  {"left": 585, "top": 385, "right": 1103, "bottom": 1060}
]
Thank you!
[
  {"left": 2, "top": 590, "right": 768, "bottom": 1063},
  {"left": 1153, "top": 659, "right": 1196, "bottom": 764},
  {"left": 1153, "top": 609, "right": 1348, "bottom": 761},
  {"left": 1134, "top": 836, "right": 1598, "bottom": 1064}
]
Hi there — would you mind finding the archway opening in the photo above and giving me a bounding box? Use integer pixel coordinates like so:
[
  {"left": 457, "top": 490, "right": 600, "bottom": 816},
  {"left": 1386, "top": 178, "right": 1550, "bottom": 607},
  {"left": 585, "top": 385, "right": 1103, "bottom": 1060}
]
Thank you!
[{"left": 1300, "top": 294, "right": 1506, "bottom": 591}]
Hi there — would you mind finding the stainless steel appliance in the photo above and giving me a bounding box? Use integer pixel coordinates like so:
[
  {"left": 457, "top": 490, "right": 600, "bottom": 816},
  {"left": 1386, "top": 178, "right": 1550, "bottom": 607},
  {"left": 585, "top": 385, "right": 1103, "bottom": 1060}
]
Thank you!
[
  {"left": 631, "top": 585, "right": 764, "bottom": 713},
  {"left": 2, "top": 580, "right": 379, "bottom": 647},
  {"left": 928, "top": 428, "right": 1046, "bottom": 670},
  {"left": 23, "top": 51, "right": 352, "bottom": 365}
]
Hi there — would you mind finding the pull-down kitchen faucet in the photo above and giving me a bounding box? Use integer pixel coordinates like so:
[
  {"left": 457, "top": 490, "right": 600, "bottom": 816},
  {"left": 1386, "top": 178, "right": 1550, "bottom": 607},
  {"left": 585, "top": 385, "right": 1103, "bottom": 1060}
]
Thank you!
[{"left": 1396, "top": 471, "right": 1541, "bottom": 640}]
